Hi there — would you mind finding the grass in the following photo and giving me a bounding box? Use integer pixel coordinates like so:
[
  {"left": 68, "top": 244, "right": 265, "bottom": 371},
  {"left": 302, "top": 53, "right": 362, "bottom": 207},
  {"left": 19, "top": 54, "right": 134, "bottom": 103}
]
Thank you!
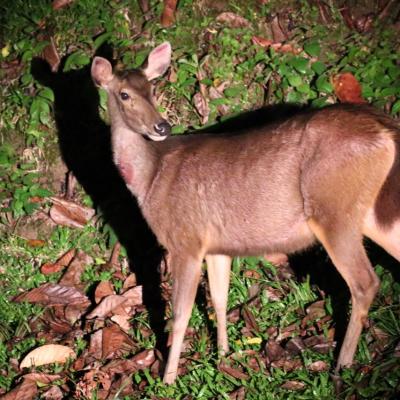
[{"left": 0, "top": 0, "right": 400, "bottom": 398}]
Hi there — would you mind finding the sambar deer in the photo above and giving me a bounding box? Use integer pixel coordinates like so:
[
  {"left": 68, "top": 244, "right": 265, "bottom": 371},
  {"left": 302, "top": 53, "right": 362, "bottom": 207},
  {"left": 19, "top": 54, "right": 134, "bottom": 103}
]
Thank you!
[{"left": 91, "top": 42, "right": 400, "bottom": 384}]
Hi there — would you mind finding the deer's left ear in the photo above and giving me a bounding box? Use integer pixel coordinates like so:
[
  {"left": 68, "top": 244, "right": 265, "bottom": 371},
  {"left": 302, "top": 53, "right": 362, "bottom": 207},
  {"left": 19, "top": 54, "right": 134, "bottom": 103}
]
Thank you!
[{"left": 143, "top": 42, "right": 171, "bottom": 81}]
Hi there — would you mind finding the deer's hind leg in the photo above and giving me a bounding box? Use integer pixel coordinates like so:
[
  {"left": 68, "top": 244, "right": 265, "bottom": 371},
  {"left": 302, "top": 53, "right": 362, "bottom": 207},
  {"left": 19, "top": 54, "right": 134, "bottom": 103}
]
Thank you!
[
  {"left": 308, "top": 219, "right": 379, "bottom": 370},
  {"left": 303, "top": 134, "right": 395, "bottom": 370}
]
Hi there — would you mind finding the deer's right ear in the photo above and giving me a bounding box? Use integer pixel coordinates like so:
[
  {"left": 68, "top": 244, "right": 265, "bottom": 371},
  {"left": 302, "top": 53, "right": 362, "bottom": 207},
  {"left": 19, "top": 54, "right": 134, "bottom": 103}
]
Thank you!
[{"left": 91, "top": 57, "right": 113, "bottom": 88}]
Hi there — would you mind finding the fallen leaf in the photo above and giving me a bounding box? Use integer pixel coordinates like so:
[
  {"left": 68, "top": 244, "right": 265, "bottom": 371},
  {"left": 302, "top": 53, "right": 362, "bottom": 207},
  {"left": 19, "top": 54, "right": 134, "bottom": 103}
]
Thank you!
[
  {"left": 122, "top": 273, "right": 137, "bottom": 291},
  {"left": 229, "top": 386, "right": 246, "bottom": 400},
  {"left": 193, "top": 92, "right": 210, "bottom": 125},
  {"left": 281, "top": 380, "right": 306, "bottom": 391},
  {"left": 251, "top": 36, "right": 274, "bottom": 48},
  {"left": 110, "top": 314, "right": 131, "bottom": 332},
  {"left": 242, "top": 306, "right": 259, "bottom": 333},
  {"left": 332, "top": 72, "right": 366, "bottom": 104},
  {"left": 270, "top": 14, "right": 287, "bottom": 42},
  {"left": 101, "top": 358, "right": 137, "bottom": 375},
  {"left": 41, "top": 385, "right": 64, "bottom": 400},
  {"left": 160, "top": 0, "right": 178, "bottom": 27},
  {"left": 87, "top": 295, "right": 128, "bottom": 319},
  {"left": 307, "top": 360, "right": 329, "bottom": 372},
  {"left": 59, "top": 251, "right": 92, "bottom": 288},
  {"left": 102, "top": 324, "right": 136, "bottom": 359},
  {"left": 89, "top": 330, "right": 103, "bottom": 360},
  {"left": 132, "top": 349, "right": 155, "bottom": 369},
  {"left": 20, "top": 344, "right": 76, "bottom": 369},
  {"left": 122, "top": 285, "right": 143, "bottom": 306},
  {"left": 75, "top": 369, "right": 111, "bottom": 400},
  {"left": 41, "top": 249, "right": 76, "bottom": 275},
  {"left": 265, "top": 340, "right": 287, "bottom": 362},
  {"left": 216, "top": 12, "right": 250, "bottom": 28},
  {"left": 0, "top": 378, "right": 37, "bottom": 400},
  {"left": 95, "top": 281, "right": 115, "bottom": 304},
  {"left": 23, "top": 373, "right": 62, "bottom": 384},
  {"left": 26, "top": 239, "right": 46, "bottom": 248},
  {"left": 14, "top": 283, "right": 89, "bottom": 307},
  {"left": 41, "top": 36, "right": 60, "bottom": 72},
  {"left": 49, "top": 197, "right": 95, "bottom": 228},
  {"left": 285, "top": 337, "right": 305, "bottom": 356},
  {"left": 218, "top": 362, "right": 249, "bottom": 380}
]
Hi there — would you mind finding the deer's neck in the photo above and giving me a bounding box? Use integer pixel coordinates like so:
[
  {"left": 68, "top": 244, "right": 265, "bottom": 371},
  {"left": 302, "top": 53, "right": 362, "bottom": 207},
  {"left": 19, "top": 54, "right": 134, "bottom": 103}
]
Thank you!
[{"left": 109, "top": 108, "right": 158, "bottom": 205}]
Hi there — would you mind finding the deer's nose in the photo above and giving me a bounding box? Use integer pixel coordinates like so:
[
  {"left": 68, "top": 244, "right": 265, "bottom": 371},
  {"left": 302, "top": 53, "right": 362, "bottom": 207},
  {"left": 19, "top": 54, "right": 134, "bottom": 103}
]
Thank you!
[{"left": 154, "top": 121, "right": 171, "bottom": 137}]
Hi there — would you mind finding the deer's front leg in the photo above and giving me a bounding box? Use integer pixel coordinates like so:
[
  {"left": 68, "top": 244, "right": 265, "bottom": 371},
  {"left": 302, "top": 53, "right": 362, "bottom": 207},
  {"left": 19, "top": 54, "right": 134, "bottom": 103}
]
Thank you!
[
  {"left": 205, "top": 254, "right": 231, "bottom": 354},
  {"left": 163, "top": 254, "right": 203, "bottom": 384}
]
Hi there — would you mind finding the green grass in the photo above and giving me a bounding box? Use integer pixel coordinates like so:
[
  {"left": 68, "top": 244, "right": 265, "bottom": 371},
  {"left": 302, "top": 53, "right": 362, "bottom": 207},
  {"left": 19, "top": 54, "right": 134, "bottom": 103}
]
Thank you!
[{"left": 0, "top": 0, "right": 400, "bottom": 398}]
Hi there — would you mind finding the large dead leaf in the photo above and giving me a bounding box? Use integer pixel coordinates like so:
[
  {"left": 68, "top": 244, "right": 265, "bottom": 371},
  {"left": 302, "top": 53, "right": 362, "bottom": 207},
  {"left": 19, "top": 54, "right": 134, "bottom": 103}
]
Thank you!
[
  {"left": 101, "top": 324, "right": 136, "bottom": 359},
  {"left": 41, "top": 36, "right": 60, "bottom": 72},
  {"left": 41, "top": 249, "right": 76, "bottom": 275},
  {"left": 0, "top": 378, "right": 37, "bottom": 400},
  {"left": 20, "top": 344, "right": 76, "bottom": 369},
  {"left": 14, "top": 283, "right": 89, "bottom": 307},
  {"left": 49, "top": 197, "right": 95, "bottom": 228},
  {"left": 59, "top": 251, "right": 92, "bottom": 288},
  {"left": 131, "top": 349, "right": 155, "bottom": 369},
  {"left": 218, "top": 362, "right": 249, "bottom": 380},
  {"left": 95, "top": 281, "right": 115, "bottom": 304},
  {"left": 86, "top": 295, "right": 129, "bottom": 319},
  {"left": 122, "top": 285, "right": 143, "bottom": 306}
]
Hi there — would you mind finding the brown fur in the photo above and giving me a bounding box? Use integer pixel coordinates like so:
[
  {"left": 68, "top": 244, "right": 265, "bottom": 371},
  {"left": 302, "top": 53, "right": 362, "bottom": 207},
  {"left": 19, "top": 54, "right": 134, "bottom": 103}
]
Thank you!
[{"left": 91, "top": 44, "right": 400, "bottom": 384}]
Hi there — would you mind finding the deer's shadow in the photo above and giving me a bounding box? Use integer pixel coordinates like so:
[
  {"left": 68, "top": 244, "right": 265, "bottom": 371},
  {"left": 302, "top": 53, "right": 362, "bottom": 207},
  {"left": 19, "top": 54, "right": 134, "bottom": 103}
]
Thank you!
[{"left": 31, "top": 52, "right": 167, "bottom": 352}]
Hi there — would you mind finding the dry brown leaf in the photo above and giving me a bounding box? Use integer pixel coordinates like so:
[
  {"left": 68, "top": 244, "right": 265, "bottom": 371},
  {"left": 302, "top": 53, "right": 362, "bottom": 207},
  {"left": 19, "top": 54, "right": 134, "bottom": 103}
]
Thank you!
[
  {"left": 14, "top": 283, "right": 89, "bottom": 307},
  {"left": 87, "top": 295, "right": 128, "bottom": 319},
  {"left": 265, "top": 340, "right": 287, "bottom": 362},
  {"left": 122, "top": 285, "right": 143, "bottom": 306},
  {"left": 229, "top": 386, "right": 246, "bottom": 400},
  {"left": 193, "top": 92, "right": 210, "bottom": 125},
  {"left": 102, "top": 324, "right": 136, "bottom": 359},
  {"left": 270, "top": 15, "right": 287, "bottom": 42},
  {"left": 89, "top": 330, "right": 103, "bottom": 360},
  {"left": 0, "top": 378, "right": 38, "bottom": 400},
  {"left": 41, "top": 385, "right": 64, "bottom": 400},
  {"left": 95, "top": 281, "right": 115, "bottom": 304},
  {"left": 285, "top": 337, "right": 305, "bottom": 356},
  {"left": 218, "top": 362, "right": 249, "bottom": 380},
  {"left": 216, "top": 12, "right": 250, "bottom": 28},
  {"left": 110, "top": 314, "right": 131, "bottom": 332},
  {"left": 59, "top": 251, "right": 92, "bottom": 288},
  {"left": 23, "top": 373, "right": 62, "bottom": 385},
  {"left": 122, "top": 273, "right": 137, "bottom": 291},
  {"left": 20, "top": 344, "right": 76, "bottom": 369},
  {"left": 41, "top": 249, "right": 76, "bottom": 275},
  {"left": 41, "top": 36, "right": 60, "bottom": 72},
  {"left": 26, "top": 239, "right": 46, "bottom": 248},
  {"left": 281, "top": 380, "right": 306, "bottom": 391},
  {"left": 333, "top": 72, "right": 366, "bottom": 104},
  {"left": 242, "top": 306, "right": 259, "bottom": 333},
  {"left": 75, "top": 370, "right": 111, "bottom": 400},
  {"left": 251, "top": 36, "right": 274, "bottom": 48},
  {"left": 160, "top": 0, "right": 178, "bottom": 27},
  {"left": 307, "top": 360, "right": 329, "bottom": 372},
  {"left": 101, "top": 358, "right": 137, "bottom": 375},
  {"left": 49, "top": 197, "right": 95, "bottom": 228},
  {"left": 132, "top": 349, "right": 155, "bottom": 369}
]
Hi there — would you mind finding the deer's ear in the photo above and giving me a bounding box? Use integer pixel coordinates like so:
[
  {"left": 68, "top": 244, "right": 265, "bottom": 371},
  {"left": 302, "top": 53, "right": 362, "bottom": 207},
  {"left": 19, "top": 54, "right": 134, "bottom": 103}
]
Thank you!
[
  {"left": 143, "top": 42, "right": 171, "bottom": 81},
  {"left": 91, "top": 57, "right": 113, "bottom": 88}
]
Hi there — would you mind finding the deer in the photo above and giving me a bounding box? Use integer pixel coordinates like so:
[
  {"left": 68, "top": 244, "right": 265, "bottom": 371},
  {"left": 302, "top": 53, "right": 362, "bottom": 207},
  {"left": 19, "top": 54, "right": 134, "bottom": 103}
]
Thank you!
[{"left": 90, "top": 42, "right": 400, "bottom": 384}]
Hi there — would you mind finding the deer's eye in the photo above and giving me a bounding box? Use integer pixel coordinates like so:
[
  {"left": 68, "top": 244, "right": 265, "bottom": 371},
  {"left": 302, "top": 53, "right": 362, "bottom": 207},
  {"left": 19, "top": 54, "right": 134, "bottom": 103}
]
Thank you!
[{"left": 120, "top": 92, "right": 130, "bottom": 101}]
